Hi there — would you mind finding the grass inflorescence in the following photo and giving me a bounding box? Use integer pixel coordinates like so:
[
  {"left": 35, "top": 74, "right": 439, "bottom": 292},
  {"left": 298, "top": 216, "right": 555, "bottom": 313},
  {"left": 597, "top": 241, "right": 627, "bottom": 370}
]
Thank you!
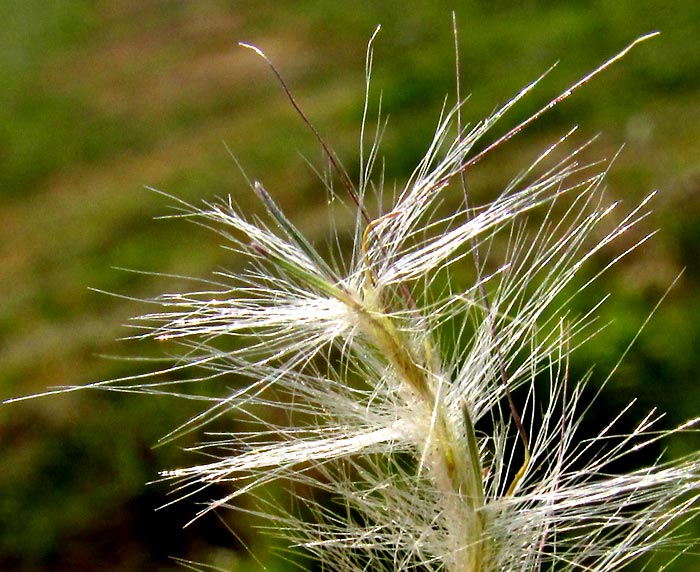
[{"left": 33, "top": 27, "right": 700, "bottom": 572}]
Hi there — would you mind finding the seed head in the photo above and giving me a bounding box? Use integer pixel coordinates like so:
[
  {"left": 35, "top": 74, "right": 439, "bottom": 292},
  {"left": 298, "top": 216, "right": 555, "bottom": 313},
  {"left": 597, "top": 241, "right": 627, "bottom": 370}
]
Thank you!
[{"left": 63, "top": 30, "right": 700, "bottom": 572}]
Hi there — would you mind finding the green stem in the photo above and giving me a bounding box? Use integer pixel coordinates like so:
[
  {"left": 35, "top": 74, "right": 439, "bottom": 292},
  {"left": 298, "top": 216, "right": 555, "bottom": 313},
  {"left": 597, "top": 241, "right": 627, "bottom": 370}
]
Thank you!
[{"left": 356, "top": 288, "right": 485, "bottom": 572}]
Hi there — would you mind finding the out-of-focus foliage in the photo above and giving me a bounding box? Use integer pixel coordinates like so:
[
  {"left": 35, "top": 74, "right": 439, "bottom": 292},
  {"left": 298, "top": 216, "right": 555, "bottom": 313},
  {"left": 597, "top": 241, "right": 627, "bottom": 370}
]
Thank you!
[{"left": 1, "top": 1, "right": 698, "bottom": 571}]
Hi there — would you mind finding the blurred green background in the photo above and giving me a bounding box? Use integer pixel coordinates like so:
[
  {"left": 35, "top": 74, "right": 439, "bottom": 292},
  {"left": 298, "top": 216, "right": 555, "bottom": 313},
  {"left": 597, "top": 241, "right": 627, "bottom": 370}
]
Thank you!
[{"left": 1, "top": 1, "right": 698, "bottom": 571}]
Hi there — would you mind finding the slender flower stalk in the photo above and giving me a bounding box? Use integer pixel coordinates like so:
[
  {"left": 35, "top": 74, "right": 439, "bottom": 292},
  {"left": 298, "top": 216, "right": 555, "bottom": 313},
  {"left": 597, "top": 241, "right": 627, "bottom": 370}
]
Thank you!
[{"left": 41, "top": 30, "right": 700, "bottom": 572}]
